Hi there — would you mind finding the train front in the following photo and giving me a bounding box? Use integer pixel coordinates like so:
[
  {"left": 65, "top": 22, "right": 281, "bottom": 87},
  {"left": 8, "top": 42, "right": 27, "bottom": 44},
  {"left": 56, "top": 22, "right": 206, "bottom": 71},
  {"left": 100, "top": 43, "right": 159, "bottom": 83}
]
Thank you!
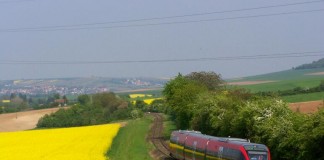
[{"left": 243, "top": 144, "right": 271, "bottom": 160}]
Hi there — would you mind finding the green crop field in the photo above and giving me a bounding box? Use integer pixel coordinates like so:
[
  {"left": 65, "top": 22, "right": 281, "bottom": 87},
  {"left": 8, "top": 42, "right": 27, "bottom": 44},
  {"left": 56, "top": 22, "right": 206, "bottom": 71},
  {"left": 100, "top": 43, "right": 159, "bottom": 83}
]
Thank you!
[
  {"left": 230, "top": 68, "right": 324, "bottom": 81},
  {"left": 227, "top": 68, "right": 324, "bottom": 93},
  {"left": 282, "top": 92, "right": 324, "bottom": 103}
]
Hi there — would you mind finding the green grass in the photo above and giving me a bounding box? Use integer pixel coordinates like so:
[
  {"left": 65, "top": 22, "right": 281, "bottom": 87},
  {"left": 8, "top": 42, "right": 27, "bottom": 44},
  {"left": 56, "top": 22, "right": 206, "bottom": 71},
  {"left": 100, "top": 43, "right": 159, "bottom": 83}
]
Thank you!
[
  {"left": 227, "top": 68, "right": 324, "bottom": 93},
  {"left": 230, "top": 68, "right": 324, "bottom": 81},
  {"left": 281, "top": 92, "right": 324, "bottom": 103},
  {"left": 107, "top": 116, "right": 154, "bottom": 160},
  {"left": 162, "top": 114, "right": 177, "bottom": 140},
  {"left": 241, "top": 77, "right": 324, "bottom": 92}
]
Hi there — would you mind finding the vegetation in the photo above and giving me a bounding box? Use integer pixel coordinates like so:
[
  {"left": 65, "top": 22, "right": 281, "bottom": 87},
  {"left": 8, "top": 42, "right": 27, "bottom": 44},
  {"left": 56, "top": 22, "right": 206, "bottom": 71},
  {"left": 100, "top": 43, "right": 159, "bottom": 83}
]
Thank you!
[
  {"left": 294, "top": 58, "right": 324, "bottom": 70},
  {"left": 0, "top": 93, "right": 71, "bottom": 114},
  {"left": 107, "top": 116, "right": 153, "bottom": 160},
  {"left": 163, "top": 71, "right": 324, "bottom": 160},
  {"left": 162, "top": 114, "right": 177, "bottom": 140},
  {"left": 37, "top": 92, "right": 138, "bottom": 128},
  {"left": 256, "top": 80, "right": 324, "bottom": 97},
  {"left": 282, "top": 92, "right": 324, "bottom": 102}
]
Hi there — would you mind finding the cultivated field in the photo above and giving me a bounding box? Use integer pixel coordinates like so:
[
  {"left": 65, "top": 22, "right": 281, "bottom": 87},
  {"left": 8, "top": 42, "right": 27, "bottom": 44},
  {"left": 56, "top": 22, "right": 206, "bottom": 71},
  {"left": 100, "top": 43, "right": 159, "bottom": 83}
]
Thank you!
[
  {"left": 226, "top": 80, "right": 275, "bottom": 86},
  {"left": 0, "top": 107, "right": 64, "bottom": 132},
  {"left": 0, "top": 123, "right": 120, "bottom": 160},
  {"left": 289, "top": 100, "right": 324, "bottom": 113}
]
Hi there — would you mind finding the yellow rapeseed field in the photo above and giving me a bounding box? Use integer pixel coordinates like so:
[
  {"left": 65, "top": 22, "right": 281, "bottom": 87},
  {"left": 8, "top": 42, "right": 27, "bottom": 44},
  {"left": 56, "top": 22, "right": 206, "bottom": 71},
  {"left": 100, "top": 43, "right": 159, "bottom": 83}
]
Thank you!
[
  {"left": 129, "top": 94, "right": 152, "bottom": 98},
  {"left": 144, "top": 98, "right": 162, "bottom": 105},
  {"left": 0, "top": 123, "right": 120, "bottom": 160}
]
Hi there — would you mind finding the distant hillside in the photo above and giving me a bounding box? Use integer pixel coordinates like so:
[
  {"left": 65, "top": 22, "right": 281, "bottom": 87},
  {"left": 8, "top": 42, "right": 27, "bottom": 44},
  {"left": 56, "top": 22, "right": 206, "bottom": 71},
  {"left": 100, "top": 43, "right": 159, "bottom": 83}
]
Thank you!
[
  {"left": 227, "top": 68, "right": 324, "bottom": 92},
  {"left": 294, "top": 58, "right": 324, "bottom": 70}
]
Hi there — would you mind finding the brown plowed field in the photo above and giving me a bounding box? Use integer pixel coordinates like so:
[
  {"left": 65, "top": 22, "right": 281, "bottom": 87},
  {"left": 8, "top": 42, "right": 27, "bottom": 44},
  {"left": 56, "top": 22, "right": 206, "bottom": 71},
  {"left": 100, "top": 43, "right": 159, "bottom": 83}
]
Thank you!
[
  {"left": 0, "top": 107, "right": 64, "bottom": 132},
  {"left": 289, "top": 100, "right": 324, "bottom": 113}
]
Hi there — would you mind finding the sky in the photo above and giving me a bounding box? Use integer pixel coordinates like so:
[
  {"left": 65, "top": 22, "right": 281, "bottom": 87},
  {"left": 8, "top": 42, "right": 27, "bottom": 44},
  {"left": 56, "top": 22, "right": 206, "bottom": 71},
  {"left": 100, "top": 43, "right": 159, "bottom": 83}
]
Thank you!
[{"left": 0, "top": 0, "right": 323, "bottom": 80}]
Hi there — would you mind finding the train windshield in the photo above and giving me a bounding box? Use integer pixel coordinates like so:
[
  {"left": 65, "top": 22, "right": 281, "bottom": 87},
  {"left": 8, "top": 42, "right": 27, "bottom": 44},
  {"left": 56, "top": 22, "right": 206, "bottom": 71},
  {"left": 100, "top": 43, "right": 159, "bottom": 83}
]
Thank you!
[{"left": 248, "top": 151, "right": 268, "bottom": 160}]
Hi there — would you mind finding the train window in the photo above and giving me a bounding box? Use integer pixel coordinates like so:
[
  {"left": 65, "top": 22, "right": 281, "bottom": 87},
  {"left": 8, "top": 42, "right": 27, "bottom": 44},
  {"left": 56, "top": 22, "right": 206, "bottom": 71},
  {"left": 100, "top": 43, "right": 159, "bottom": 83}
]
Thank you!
[
  {"left": 248, "top": 151, "right": 268, "bottom": 160},
  {"left": 170, "top": 136, "right": 180, "bottom": 144}
]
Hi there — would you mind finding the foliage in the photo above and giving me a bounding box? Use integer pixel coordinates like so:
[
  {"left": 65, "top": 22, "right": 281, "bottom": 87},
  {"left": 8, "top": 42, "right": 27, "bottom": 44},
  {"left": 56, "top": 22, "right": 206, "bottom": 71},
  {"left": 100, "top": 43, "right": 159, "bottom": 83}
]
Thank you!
[
  {"left": 77, "top": 94, "right": 90, "bottom": 105},
  {"left": 185, "top": 71, "right": 224, "bottom": 91},
  {"left": 163, "top": 73, "right": 208, "bottom": 129},
  {"left": 164, "top": 72, "right": 324, "bottom": 160},
  {"left": 294, "top": 58, "right": 324, "bottom": 70},
  {"left": 37, "top": 92, "right": 133, "bottom": 128}
]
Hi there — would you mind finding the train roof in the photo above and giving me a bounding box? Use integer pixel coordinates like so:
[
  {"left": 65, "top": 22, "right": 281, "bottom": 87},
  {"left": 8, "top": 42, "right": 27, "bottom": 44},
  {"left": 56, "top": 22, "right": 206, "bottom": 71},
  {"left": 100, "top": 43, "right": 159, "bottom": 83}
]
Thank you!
[{"left": 172, "top": 130, "right": 267, "bottom": 148}]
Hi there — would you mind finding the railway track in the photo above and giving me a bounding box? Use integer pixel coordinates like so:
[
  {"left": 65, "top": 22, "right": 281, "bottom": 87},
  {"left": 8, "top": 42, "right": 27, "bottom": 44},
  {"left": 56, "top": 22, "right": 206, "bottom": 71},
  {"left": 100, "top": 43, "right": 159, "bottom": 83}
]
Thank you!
[{"left": 149, "top": 113, "right": 174, "bottom": 160}]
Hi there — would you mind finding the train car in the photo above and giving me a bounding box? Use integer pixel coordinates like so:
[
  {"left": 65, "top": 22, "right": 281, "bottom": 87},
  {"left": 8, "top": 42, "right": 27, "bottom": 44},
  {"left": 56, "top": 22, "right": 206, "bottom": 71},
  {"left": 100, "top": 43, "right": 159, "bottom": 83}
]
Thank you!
[{"left": 169, "top": 130, "right": 270, "bottom": 160}]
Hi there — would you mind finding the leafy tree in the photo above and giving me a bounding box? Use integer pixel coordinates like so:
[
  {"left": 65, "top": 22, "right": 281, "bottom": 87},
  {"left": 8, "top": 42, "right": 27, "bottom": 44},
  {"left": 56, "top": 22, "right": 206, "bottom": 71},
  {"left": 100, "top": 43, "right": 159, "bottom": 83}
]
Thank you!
[
  {"left": 297, "top": 109, "right": 324, "bottom": 160},
  {"left": 77, "top": 94, "right": 90, "bottom": 105},
  {"left": 185, "top": 71, "right": 224, "bottom": 91},
  {"left": 150, "top": 99, "right": 167, "bottom": 113},
  {"left": 37, "top": 92, "right": 130, "bottom": 128},
  {"left": 130, "top": 109, "right": 143, "bottom": 119},
  {"left": 53, "top": 93, "right": 60, "bottom": 99},
  {"left": 135, "top": 100, "right": 146, "bottom": 110},
  {"left": 163, "top": 74, "right": 208, "bottom": 129},
  {"left": 62, "top": 95, "right": 68, "bottom": 104}
]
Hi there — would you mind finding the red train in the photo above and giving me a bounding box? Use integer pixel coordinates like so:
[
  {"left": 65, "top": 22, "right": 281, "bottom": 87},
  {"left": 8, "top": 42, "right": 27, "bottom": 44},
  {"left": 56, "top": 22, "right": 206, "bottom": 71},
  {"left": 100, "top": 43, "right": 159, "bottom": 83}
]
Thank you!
[{"left": 169, "top": 130, "right": 270, "bottom": 160}]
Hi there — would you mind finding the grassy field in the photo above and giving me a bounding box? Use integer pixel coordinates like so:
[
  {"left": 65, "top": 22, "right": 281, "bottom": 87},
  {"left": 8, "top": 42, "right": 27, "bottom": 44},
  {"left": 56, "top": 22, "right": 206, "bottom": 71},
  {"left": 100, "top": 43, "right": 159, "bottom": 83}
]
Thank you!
[
  {"left": 107, "top": 116, "right": 154, "bottom": 160},
  {"left": 282, "top": 92, "right": 324, "bottom": 103},
  {"left": 162, "top": 114, "right": 177, "bottom": 140},
  {"left": 240, "top": 77, "right": 324, "bottom": 92},
  {"left": 230, "top": 68, "right": 324, "bottom": 81},
  {"left": 228, "top": 68, "right": 324, "bottom": 92},
  {"left": 226, "top": 68, "right": 324, "bottom": 102}
]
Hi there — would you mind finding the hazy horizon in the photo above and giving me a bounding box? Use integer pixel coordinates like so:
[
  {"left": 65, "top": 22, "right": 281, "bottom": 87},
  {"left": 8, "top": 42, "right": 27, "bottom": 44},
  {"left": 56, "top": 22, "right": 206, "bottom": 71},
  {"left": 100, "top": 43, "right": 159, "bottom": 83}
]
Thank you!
[{"left": 1, "top": 0, "right": 323, "bottom": 80}]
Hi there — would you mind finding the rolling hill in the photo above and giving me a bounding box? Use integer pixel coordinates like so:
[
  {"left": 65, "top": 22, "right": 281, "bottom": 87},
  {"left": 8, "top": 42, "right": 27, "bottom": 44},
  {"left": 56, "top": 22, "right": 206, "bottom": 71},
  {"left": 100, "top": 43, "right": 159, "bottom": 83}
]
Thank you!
[{"left": 227, "top": 68, "right": 324, "bottom": 92}]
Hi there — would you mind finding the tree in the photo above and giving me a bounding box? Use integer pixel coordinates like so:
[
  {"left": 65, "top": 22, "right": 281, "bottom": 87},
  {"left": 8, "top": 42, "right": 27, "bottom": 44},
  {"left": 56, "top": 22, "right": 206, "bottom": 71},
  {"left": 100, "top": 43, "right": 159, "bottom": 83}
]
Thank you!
[
  {"left": 185, "top": 71, "right": 224, "bottom": 91},
  {"left": 77, "top": 94, "right": 90, "bottom": 105},
  {"left": 62, "top": 95, "right": 68, "bottom": 104},
  {"left": 163, "top": 74, "right": 208, "bottom": 129},
  {"left": 135, "top": 100, "right": 146, "bottom": 110},
  {"left": 53, "top": 93, "right": 60, "bottom": 99}
]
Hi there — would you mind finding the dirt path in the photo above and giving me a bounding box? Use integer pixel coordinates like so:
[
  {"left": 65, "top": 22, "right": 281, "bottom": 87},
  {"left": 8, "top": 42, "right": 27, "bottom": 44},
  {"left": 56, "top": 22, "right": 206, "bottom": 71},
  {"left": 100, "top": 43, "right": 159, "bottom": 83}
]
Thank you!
[
  {"left": 148, "top": 113, "right": 174, "bottom": 160},
  {"left": 0, "top": 107, "right": 64, "bottom": 132}
]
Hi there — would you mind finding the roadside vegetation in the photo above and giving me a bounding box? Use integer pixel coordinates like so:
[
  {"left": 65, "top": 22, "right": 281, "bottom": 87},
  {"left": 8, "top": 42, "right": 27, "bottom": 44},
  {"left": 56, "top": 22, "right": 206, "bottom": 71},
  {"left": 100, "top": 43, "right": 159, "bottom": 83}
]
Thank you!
[
  {"left": 107, "top": 116, "right": 153, "bottom": 160},
  {"left": 162, "top": 114, "right": 177, "bottom": 140}
]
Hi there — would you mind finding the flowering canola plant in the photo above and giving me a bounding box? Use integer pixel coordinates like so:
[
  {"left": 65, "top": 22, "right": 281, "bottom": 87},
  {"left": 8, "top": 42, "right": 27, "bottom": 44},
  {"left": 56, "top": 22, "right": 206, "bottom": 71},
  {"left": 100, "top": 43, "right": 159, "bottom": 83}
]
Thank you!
[
  {"left": 0, "top": 123, "right": 120, "bottom": 160},
  {"left": 144, "top": 98, "right": 162, "bottom": 105},
  {"left": 129, "top": 94, "right": 152, "bottom": 98}
]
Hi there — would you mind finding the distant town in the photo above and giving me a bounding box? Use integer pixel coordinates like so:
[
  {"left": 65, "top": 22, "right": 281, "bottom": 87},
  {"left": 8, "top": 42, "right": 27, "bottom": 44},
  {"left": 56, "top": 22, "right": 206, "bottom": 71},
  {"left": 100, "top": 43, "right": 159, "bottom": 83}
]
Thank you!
[{"left": 0, "top": 77, "right": 166, "bottom": 96}]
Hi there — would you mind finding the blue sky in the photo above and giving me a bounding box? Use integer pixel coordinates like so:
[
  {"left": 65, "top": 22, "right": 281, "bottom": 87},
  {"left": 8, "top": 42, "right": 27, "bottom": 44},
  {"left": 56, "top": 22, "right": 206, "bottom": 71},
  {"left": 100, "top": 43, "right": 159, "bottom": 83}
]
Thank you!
[{"left": 0, "top": 0, "right": 323, "bottom": 80}]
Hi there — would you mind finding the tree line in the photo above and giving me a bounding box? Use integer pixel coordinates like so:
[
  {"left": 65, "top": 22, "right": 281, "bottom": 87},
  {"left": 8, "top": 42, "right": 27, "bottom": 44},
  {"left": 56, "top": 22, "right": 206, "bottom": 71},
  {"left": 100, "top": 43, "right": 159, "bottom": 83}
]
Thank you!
[
  {"left": 0, "top": 93, "right": 68, "bottom": 113},
  {"left": 37, "top": 92, "right": 143, "bottom": 128},
  {"left": 163, "top": 71, "right": 324, "bottom": 160},
  {"left": 293, "top": 58, "right": 324, "bottom": 70}
]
